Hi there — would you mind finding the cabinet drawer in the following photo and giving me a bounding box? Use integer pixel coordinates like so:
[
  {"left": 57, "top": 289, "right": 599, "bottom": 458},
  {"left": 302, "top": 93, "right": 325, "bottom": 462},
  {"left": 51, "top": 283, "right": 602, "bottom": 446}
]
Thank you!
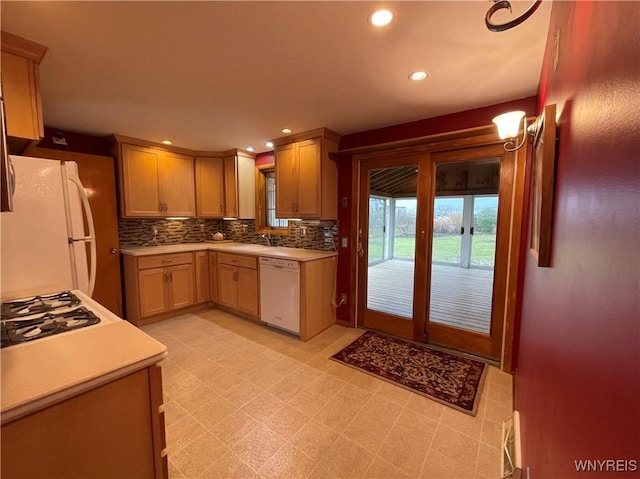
[
  {"left": 138, "top": 252, "right": 193, "bottom": 270},
  {"left": 217, "top": 252, "right": 257, "bottom": 270}
]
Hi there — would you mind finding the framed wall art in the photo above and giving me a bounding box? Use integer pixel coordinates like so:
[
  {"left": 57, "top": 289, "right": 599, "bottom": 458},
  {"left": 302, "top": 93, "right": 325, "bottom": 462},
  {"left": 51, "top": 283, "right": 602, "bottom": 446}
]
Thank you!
[{"left": 530, "top": 103, "right": 557, "bottom": 267}]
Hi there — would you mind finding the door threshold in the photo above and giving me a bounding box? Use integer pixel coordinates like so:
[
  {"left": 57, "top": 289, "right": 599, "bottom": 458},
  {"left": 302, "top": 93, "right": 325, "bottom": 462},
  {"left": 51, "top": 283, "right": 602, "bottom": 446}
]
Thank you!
[{"left": 427, "top": 340, "right": 499, "bottom": 367}]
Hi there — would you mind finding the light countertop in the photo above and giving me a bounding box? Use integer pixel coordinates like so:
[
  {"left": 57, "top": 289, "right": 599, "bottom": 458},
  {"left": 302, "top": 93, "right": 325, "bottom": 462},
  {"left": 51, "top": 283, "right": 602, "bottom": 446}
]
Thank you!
[
  {"left": 1, "top": 292, "right": 167, "bottom": 424},
  {"left": 120, "top": 242, "right": 338, "bottom": 261}
]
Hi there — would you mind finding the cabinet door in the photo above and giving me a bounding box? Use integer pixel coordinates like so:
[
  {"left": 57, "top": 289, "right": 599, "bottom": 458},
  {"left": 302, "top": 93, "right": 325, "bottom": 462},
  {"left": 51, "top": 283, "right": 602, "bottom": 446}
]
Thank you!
[
  {"left": 121, "top": 144, "right": 161, "bottom": 217},
  {"left": 194, "top": 251, "right": 210, "bottom": 304},
  {"left": 138, "top": 267, "right": 168, "bottom": 318},
  {"left": 275, "top": 144, "right": 296, "bottom": 217},
  {"left": 208, "top": 252, "right": 218, "bottom": 303},
  {"left": 168, "top": 263, "right": 195, "bottom": 310},
  {"left": 160, "top": 151, "right": 195, "bottom": 217},
  {"left": 1, "top": 51, "right": 42, "bottom": 140},
  {"left": 237, "top": 267, "right": 258, "bottom": 316},
  {"left": 217, "top": 264, "right": 237, "bottom": 309},
  {"left": 223, "top": 156, "right": 238, "bottom": 218},
  {"left": 295, "top": 139, "right": 321, "bottom": 218},
  {"left": 0, "top": 369, "right": 157, "bottom": 479},
  {"left": 195, "top": 157, "right": 225, "bottom": 218}
]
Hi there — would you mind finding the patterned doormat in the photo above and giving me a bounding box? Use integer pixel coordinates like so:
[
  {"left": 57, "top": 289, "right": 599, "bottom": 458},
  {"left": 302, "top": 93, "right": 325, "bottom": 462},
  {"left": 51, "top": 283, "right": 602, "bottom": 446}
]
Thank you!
[{"left": 331, "top": 330, "right": 487, "bottom": 416}]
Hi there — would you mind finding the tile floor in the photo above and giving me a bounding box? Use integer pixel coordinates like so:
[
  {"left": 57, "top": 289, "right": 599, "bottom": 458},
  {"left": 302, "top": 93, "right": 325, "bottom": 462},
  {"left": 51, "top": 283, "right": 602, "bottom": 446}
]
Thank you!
[{"left": 142, "top": 309, "right": 513, "bottom": 479}]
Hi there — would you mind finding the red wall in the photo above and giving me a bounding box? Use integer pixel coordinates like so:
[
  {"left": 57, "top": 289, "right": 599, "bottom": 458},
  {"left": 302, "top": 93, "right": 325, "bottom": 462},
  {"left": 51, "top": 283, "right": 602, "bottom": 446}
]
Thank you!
[
  {"left": 515, "top": 2, "right": 640, "bottom": 478},
  {"left": 255, "top": 151, "right": 274, "bottom": 167},
  {"left": 334, "top": 97, "right": 537, "bottom": 322}
]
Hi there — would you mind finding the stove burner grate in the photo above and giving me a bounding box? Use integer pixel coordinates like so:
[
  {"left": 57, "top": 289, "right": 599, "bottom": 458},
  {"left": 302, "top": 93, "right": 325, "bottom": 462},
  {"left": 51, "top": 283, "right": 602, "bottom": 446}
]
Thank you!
[
  {"left": 1, "top": 307, "right": 100, "bottom": 347},
  {"left": 0, "top": 291, "right": 81, "bottom": 320}
]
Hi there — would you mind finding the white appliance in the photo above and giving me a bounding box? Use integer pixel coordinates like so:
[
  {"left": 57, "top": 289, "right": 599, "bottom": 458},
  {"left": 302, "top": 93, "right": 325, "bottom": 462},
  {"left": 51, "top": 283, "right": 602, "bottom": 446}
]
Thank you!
[
  {"left": 0, "top": 156, "right": 96, "bottom": 300},
  {"left": 259, "top": 256, "right": 300, "bottom": 334}
]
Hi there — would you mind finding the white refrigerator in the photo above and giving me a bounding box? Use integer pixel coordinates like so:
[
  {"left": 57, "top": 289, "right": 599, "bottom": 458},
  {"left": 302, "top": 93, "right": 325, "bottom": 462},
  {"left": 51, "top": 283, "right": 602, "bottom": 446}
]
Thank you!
[{"left": 0, "top": 156, "right": 96, "bottom": 300}]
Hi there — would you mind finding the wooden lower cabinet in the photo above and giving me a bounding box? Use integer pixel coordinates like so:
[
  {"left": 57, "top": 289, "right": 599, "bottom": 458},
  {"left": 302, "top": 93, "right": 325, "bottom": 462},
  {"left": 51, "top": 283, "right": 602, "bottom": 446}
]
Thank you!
[
  {"left": 1, "top": 364, "right": 167, "bottom": 479},
  {"left": 138, "top": 267, "right": 167, "bottom": 317},
  {"left": 237, "top": 267, "right": 258, "bottom": 315},
  {"left": 208, "top": 252, "right": 218, "bottom": 303},
  {"left": 124, "top": 253, "right": 195, "bottom": 324},
  {"left": 194, "top": 251, "right": 210, "bottom": 304},
  {"left": 216, "top": 253, "right": 259, "bottom": 316},
  {"left": 169, "top": 264, "right": 196, "bottom": 309}
]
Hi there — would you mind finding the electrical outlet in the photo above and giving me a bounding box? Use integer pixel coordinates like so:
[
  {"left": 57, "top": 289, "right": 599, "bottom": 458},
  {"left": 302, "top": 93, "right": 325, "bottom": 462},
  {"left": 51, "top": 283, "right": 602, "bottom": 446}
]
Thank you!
[
  {"left": 341, "top": 237, "right": 348, "bottom": 248},
  {"left": 340, "top": 293, "right": 347, "bottom": 305}
]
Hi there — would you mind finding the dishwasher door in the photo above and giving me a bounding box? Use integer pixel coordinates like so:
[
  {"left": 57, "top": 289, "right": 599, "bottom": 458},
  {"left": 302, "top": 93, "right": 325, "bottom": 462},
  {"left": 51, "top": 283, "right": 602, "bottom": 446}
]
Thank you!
[{"left": 259, "top": 258, "right": 300, "bottom": 334}]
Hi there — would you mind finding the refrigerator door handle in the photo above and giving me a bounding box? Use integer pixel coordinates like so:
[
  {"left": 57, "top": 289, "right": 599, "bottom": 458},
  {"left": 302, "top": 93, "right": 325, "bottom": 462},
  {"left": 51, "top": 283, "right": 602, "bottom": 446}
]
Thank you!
[{"left": 67, "top": 174, "right": 97, "bottom": 297}]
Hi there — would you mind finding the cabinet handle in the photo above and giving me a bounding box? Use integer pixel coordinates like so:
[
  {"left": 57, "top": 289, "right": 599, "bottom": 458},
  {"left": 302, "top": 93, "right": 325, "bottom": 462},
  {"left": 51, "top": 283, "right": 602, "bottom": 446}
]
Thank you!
[
  {"left": 220, "top": 204, "right": 223, "bottom": 212},
  {"left": 161, "top": 259, "right": 173, "bottom": 263},
  {"left": 164, "top": 202, "right": 168, "bottom": 212},
  {"left": 170, "top": 272, "right": 173, "bottom": 282},
  {"left": 159, "top": 202, "right": 163, "bottom": 212},
  {"left": 163, "top": 273, "right": 168, "bottom": 283}
]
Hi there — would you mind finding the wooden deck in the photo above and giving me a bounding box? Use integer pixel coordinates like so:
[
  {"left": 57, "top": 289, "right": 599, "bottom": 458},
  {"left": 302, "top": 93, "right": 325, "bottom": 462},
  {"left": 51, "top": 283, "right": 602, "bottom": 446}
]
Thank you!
[{"left": 366, "top": 260, "right": 493, "bottom": 333}]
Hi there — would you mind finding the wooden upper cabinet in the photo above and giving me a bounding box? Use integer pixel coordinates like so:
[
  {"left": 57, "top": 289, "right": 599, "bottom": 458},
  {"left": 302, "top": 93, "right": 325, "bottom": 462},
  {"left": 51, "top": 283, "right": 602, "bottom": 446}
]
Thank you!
[
  {"left": 223, "top": 150, "right": 256, "bottom": 219},
  {"left": 273, "top": 128, "right": 340, "bottom": 220},
  {"left": 275, "top": 144, "right": 297, "bottom": 217},
  {"left": 121, "top": 144, "right": 161, "bottom": 217},
  {"left": 195, "top": 156, "right": 225, "bottom": 218},
  {"left": 1, "top": 31, "right": 48, "bottom": 140},
  {"left": 295, "top": 139, "right": 321, "bottom": 217},
  {"left": 116, "top": 139, "right": 195, "bottom": 218},
  {"left": 160, "top": 151, "right": 195, "bottom": 216},
  {"left": 223, "top": 156, "right": 238, "bottom": 218}
]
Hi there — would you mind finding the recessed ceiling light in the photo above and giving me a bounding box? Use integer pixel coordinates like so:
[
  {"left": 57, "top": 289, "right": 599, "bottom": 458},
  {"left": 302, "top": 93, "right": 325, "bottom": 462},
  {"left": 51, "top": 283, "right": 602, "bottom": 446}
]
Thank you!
[
  {"left": 161, "top": 140, "right": 172, "bottom": 145},
  {"left": 266, "top": 141, "right": 274, "bottom": 148},
  {"left": 281, "top": 128, "right": 292, "bottom": 134},
  {"left": 408, "top": 71, "right": 428, "bottom": 81},
  {"left": 246, "top": 146, "right": 255, "bottom": 152},
  {"left": 370, "top": 9, "right": 393, "bottom": 27}
]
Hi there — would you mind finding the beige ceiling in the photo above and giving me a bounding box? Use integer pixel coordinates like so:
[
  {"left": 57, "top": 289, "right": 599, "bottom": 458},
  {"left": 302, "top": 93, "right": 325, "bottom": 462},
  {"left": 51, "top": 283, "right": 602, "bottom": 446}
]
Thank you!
[{"left": 1, "top": 1, "right": 551, "bottom": 152}]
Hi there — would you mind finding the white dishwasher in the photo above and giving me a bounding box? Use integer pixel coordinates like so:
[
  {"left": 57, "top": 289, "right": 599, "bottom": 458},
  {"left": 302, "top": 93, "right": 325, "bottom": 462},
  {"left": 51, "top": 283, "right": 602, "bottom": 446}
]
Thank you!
[{"left": 259, "top": 257, "right": 300, "bottom": 334}]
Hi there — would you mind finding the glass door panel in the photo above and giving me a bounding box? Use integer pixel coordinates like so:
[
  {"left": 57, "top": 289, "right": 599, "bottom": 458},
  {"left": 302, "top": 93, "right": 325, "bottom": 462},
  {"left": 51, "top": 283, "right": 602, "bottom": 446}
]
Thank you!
[
  {"left": 429, "top": 161, "right": 499, "bottom": 336},
  {"left": 471, "top": 195, "right": 498, "bottom": 267},
  {"left": 393, "top": 199, "right": 417, "bottom": 260},
  {"left": 432, "top": 197, "right": 463, "bottom": 265},
  {"left": 368, "top": 197, "right": 386, "bottom": 265},
  {"left": 360, "top": 161, "right": 420, "bottom": 338}
]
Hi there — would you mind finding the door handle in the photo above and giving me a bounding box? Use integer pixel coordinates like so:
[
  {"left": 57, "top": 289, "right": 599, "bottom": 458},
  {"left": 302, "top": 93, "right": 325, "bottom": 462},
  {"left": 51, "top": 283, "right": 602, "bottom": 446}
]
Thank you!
[
  {"left": 109, "top": 248, "right": 117, "bottom": 254},
  {"left": 357, "top": 242, "right": 365, "bottom": 257},
  {"left": 470, "top": 226, "right": 474, "bottom": 235},
  {"left": 460, "top": 226, "right": 464, "bottom": 235}
]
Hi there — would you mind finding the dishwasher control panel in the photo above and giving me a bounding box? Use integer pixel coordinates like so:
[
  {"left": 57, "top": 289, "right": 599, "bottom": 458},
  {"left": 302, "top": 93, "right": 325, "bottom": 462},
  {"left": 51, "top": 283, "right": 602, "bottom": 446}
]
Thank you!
[{"left": 259, "top": 256, "right": 300, "bottom": 270}]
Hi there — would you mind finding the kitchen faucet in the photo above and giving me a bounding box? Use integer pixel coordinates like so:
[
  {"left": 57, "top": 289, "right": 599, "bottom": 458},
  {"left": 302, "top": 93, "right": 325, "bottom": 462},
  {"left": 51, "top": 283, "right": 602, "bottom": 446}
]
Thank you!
[{"left": 261, "top": 232, "right": 272, "bottom": 247}]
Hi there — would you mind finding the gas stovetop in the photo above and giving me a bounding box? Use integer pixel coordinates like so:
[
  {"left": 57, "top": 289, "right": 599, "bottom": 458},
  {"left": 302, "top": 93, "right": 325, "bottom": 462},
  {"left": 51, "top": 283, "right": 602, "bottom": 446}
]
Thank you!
[
  {"left": 1, "top": 291, "right": 82, "bottom": 319},
  {"left": 0, "top": 291, "right": 102, "bottom": 348}
]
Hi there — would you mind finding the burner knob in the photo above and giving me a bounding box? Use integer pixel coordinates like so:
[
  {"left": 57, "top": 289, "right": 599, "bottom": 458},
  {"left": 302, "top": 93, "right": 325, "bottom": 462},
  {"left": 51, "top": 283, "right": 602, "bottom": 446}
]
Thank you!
[{"left": 109, "top": 248, "right": 117, "bottom": 254}]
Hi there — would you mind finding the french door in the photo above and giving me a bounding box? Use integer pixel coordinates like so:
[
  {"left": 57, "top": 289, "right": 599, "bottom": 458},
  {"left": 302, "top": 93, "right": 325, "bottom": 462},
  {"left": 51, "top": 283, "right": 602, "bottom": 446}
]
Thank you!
[
  {"left": 356, "top": 144, "right": 514, "bottom": 359},
  {"left": 357, "top": 154, "right": 428, "bottom": 340}
]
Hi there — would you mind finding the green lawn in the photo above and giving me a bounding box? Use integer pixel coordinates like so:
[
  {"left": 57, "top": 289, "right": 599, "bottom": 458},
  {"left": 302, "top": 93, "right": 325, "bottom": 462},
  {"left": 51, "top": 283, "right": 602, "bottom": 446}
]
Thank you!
[{"left": 392, "top": 234, "right": 496, "bottom": 266}]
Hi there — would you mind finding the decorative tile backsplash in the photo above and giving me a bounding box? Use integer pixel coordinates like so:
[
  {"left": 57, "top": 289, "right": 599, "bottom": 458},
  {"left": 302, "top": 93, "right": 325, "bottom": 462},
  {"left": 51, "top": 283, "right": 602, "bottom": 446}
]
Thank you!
[{"left": 118, "top": 218, "right": 338, "bottom": 251}]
